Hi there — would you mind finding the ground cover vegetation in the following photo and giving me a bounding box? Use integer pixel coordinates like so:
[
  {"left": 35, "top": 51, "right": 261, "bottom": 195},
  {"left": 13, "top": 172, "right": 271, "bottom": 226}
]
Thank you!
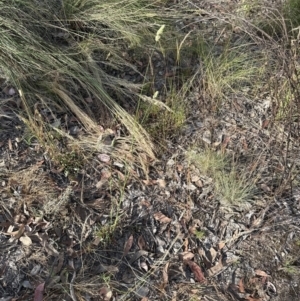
[{"left": 1, "top": 0, "right": 300, "bottom": 300}]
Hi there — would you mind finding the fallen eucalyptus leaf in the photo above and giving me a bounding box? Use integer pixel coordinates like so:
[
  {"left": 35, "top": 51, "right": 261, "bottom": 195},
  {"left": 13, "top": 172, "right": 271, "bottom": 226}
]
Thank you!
[
  {"left": 138, "top": 235, "right": 146, "bottom": 250},
  {"left": 186, "top": 260, "right": 206, "bottom": 283},
  {"left": 33, "top": 282, "right": 45, "bottom": 301},
  {"left": 123, "top": 234, "right": 133, "bottom": 257},
  {"left": 179, "top": 251, "right": 194, "bottom": 261},
  {"left": 153, "top": 212, "right": 171, "bottom": 223},
  {"left": 255, "top": 269, "right": 270, "bottom": 277}
]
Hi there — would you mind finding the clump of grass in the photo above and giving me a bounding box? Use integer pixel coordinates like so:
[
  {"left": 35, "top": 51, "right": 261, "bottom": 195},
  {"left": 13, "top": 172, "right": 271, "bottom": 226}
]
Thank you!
[
  {"left": 270, "top": 77, "right": 296, "bottom": 121},
  {"left": 237, "top": 0, "right": 260, "bottom": 16},
  {"left": 279, "top": 238, "right": 300, "bottom": 276},
  {"left": 20, "top": 111, "right": 88, "bottom": 181},
  {"left": 239, "top": 0, "right": 300, "bottom": 39},
  {"left": 281, "top": 258, "right": 300, "bottom": 276},
  {"left": 284, "top": 0, "right": 300, "bottom": 29},
  {"left": 257, "top": 7, "right": 300, "bottom": 124},
  {"left": 199, "top": 43, "right": 260, "bottom": 108},
  {"left": 187, "top": 148, "right": 229, "bottom": 175},
  {"left": 136, "top": 86, "right": 186, "bottom": 146},
  {"left": 1, "top": 0, "right": 188, "bottom": 168},
  {"left": 93, "top": 176, "right": 128, "bottom": 245},
  {"left": 236, "top": 1, "right": 300, "bottom": 197},
  {"left": 187, "top": 148, "right": 254, "bottom": 206},
  {"left": 135, "top": 29, "right": 203, "bottom": 148},
  {"left": 53, "top": 148, "right": 85, "bottom": 177},
  {"left": 194, "top": 229, "right": 206, "bottom": 240},
  {"left": 215, "top": 169, "right": 254, "bottom": 205},
  {"left": 94, "top": 224, "right": 117, "bottom": 244}
]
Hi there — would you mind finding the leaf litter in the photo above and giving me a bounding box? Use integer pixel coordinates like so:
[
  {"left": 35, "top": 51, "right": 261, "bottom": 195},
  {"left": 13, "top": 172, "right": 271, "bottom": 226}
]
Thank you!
[{"left": 1, "top": 1, "right": 300, "bottom": 301}]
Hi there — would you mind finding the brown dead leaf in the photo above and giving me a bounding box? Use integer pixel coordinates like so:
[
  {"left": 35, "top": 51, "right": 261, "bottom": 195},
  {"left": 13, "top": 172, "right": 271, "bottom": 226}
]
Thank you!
[
  {"left": 207, "top": 248, "right": 218, "bottom": 263},
  {"left": 123, "top": 234, "right": 133, "bottom": 256},
  {"left": 99, "top": 286, "right": 113, "bottom": 301},
  {"left": 163, "top": 262, "right": 169, "bottom": 283},
  {"left": 177, "top": 164, "right": 183, "bottom": 172},
  {"left": 255, "top": 269, "right": 270, "bottom": 277},
  {"left": 140, "top": 199, "right": 151, "bottom": 207},
  {"left": 5, "top": 224, "right": 25, "bottom": 239},
  {"left": 86, "top": 198, "right": 106, "bottom": 210},
  {"left": 238, "top": 278, "right": 245, "bottom": 293},
  {"left": 101, "top": 169, "right": 112, "bottom": 179},
  {"left": 262, "top": 119, "right": 270, "bottom": 129},
  {"left": 116, "top": 170, "right": 126, "bottom": 181},
  {"left": 188, "top": 225, "right": 197, "bottom": 235},
  {"left": 85, "top": 97, "right": 93, "bottom": 103},
  {"left": 260, "top": 183, "right": 271, "bottom": 193},
  {"left": 93, "top": 263, "right": 119, "bottom": 274},
  {"left": 191, "top": 175, "right": 200, "bottom": 182},
  {"left": 179, "top": 251, "right": 194, "bottom": 261},
  {"left": 33, "top": 282, "right": 45, "bottom": 301},
  {"left": 186, "top": 260, "right": 206, "bottom": 283},
  {"left": 205, "top": 260, "right": 224, "bottom": 277},
  {"left": 159, "top": 262, "right": 169, "bottom": 291},
  {"left": 194, "top": 179, "right": 203, "bottom": 188},
  {"left": 218, "top": 241, "right": 226, "bottom": 250},
  {"left": 153, "top": 212, "right": 171, "bottom": 223},
  {"left": 207, "top": 247, "right": 217, "bottom": 263},
  {"left": 155, "top": 179, "right": 166, "bottom": 188},
  {"left": 138, "top": 235, "right": 146, "bottom": 250},
  {"left": 142, "top": 179, "right": 155, "bottom": 186},
  {"left": 242, "top": 138, "right": 248, "bottom": 150}
]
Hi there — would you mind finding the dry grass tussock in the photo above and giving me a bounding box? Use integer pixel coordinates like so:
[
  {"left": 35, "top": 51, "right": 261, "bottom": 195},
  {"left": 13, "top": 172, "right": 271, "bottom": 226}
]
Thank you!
[
  {"left": 190, "top": 0, "right": 300, "bottom": 197},
  {"left": 0, "top": 0, "right": 190, "bottom": 168},
  {"left": 187, "top": 148, "right": 254, "bottom": 207},
  {"left": 240, "top": 0, "right": 300, "bottom": 193}
]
